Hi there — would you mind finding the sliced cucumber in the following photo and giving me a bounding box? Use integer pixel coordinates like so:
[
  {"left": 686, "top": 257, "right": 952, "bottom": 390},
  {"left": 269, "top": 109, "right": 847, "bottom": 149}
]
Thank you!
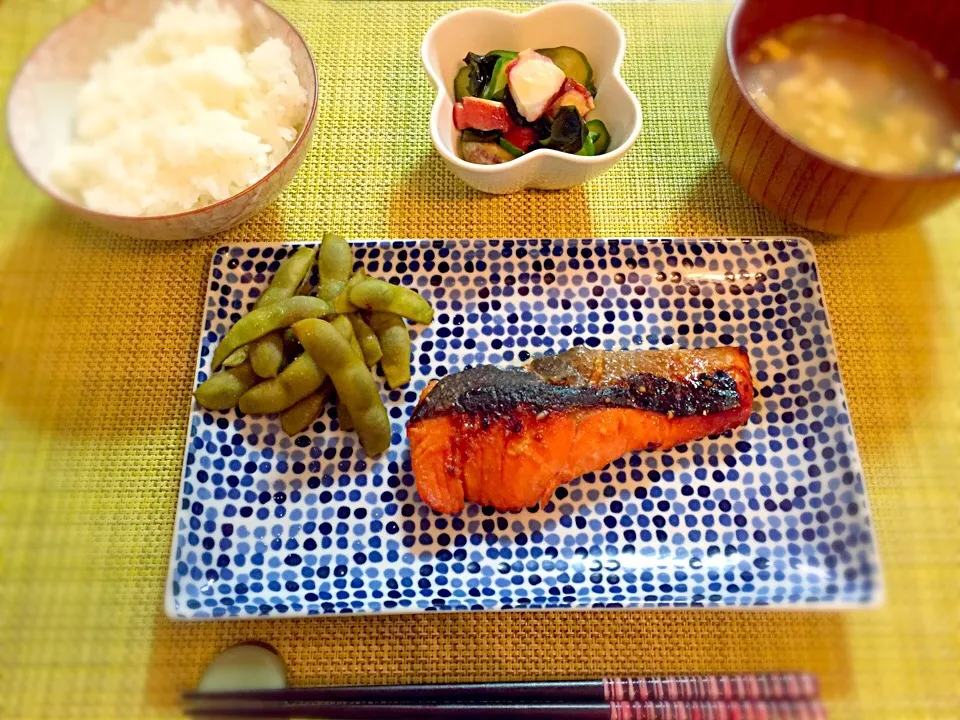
[
  {"left": 483, "top": 55, "right": 512, "bottom": 101},
  {"left": 462, "top": 51, "right": 517, "bottom": 101},
  {"left": 454, "top": 66, "right": 471, "bottom": 101},
  {"left": 575, "top": 134, "right": 596, "bottom": 157},
  {"left": 498, "top": 137, "right": 524, "bottom": 158},
  {"left": 586, "top": 119, "right": 610, "bottom": 154},
  {"left": 537, "top": 46, "right": 594, "bottom": 91}
]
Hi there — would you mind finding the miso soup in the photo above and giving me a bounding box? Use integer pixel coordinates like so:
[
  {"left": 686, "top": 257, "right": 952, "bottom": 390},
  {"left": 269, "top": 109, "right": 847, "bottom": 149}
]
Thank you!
[{"left": 741, "top": 15, "right": 960, "bottom": 174}]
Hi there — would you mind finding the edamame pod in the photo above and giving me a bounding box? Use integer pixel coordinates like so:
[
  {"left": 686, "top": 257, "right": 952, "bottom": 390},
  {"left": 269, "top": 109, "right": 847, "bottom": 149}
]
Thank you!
[
  {"left": 331, "top": 315, "right": 363, "bottom": 360},
  {"left": 280, "top": 386, "right": 330, "bottom": 436},
  {"left": 256, "top": 246, "right": 317, "bottom": 307},
  {"left": 332, "top": 269, "right": 366, "bottom": 314},
  {"left": 316, "top": 233, "right": 353, "bottom": 301},
  {"left": 249, "top": 331, "right": 285, "bottom": 378},
  {"left": 238, "top": 353, "right": 325, "bottom": 415},
  {"left": 238, "top": 319, "right": 354, "bottom": 414},
  {"left": 347, "top": 313, "right": 383, "bottom": 367},
  {"left": 211, "top": 296, "right": 334, "bottom": 370},
  {"left": 293, "top": 319, "right": 391, "bottom": 455},
  {"left": 350, "top": 279, "right": 434, "bottom": 324},
  {"left": 194, "top": 362, "right": 258, "bottom": 411},
  {"left": 368, "top": 311, "right": 411, "bottom": 389},
  {"left": 245, "top": 246, "right": 316, "bottom": 376},
  {"left": 220, "top": 346, "right": 249, "bottom": 368},
  {"left": 337, "top": 399, "right": 355, "bottom": 432}
]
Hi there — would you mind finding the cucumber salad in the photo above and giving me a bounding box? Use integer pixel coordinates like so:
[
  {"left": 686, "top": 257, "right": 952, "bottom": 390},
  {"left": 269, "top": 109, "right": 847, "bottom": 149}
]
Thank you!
[{"left": 452, "top": 47, "right": 611, "bottom": 164}]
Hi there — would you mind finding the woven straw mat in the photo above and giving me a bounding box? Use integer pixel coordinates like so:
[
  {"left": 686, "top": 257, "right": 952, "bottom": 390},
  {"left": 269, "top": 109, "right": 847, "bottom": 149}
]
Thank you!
[{"left": 1, "top": 1, "right": 957, "bottom": 719}]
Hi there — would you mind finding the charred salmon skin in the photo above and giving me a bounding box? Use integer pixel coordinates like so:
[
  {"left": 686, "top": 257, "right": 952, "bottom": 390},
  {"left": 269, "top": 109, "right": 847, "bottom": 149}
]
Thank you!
[{"left": 407, "top": 346, "right": 754, "bottom": 514}]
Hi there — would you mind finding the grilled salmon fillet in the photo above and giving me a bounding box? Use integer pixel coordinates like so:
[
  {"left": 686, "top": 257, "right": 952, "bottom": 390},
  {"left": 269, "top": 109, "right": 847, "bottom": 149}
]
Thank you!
[{"left": 407, "top": 346, "right": 754, "bottom": 514}]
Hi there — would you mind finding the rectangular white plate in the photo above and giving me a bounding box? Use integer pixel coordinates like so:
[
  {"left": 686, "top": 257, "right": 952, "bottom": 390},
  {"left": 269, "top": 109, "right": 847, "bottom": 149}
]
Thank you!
[{"left": 166, "top": 237, "right": 882, "bottom": 619}]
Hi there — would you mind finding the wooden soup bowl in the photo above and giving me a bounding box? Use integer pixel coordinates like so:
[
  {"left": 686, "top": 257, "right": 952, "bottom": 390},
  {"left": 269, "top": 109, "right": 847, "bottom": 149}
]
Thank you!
[{"left": 709, "top": 0, "right": 960, "bottom": 234}]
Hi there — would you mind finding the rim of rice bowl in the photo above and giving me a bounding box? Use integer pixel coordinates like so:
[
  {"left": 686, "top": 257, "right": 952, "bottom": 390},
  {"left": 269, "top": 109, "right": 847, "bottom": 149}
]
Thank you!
[{"left": 6, "top": 0, "right": 319, "bottom": 221}]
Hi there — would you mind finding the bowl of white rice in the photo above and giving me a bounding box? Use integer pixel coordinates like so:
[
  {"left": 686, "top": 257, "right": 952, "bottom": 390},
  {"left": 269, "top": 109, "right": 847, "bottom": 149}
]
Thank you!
[{"left": 6, "top": 0, "right": 318, "bottom": 240}]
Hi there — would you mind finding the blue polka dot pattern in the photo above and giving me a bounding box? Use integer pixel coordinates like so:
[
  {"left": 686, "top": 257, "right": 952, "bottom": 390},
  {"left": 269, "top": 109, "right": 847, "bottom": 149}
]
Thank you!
[{"left": 166, "top": 238, "right": 881, "bottom": 619}]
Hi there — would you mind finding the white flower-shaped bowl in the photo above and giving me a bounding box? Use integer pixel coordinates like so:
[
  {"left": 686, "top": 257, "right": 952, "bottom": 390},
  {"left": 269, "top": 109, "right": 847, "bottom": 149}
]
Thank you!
[
  {"left": 5, "top": 0, "right": 317, "bottom": 241},
  {"left": 422, "top": 1, "right": 642, "bottom": 195}
]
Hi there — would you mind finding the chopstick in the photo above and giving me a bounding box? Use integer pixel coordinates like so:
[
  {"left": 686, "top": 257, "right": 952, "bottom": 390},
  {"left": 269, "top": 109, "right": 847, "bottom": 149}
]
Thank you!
[
  {"left": 183, "top": 673, "right": 820, "bottom": 705},
  {"left": 185, "top": 699, "right": 827, "bottom": 720}
]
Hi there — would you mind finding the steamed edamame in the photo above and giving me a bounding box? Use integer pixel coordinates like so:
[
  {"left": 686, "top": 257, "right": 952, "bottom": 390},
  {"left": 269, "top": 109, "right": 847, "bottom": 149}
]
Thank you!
[
  {"left": 203, "top": 237, "right": 433, "bottom": 454},
  {"left": 349, "top": 279, "right": 434, "bottom": 324},
  {"left": 368, "top": 311, "right": 411, "bottom": 389},
  {"left": 280, "top": 386, "right": 330, "bottom": 436},
  {"left": 293, "top": 319, "right": 391, "bottom": 455},
  {"left": 316, "top": 233, "right": 353, "bottom": 302},
  {"left": 347, "top": 313, "right": 383, "bottom": 367},
  {"left": 211, "top": 296, "right": 334, "bottom": 370},
  {"left": 194, "top": 362, "right": 259, "bottom": 411}
]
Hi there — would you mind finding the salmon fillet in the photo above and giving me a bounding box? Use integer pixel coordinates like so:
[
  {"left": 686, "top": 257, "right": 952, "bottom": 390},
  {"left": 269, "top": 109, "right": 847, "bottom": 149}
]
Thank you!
[{"left": 407, "top": 346, "right": 754, "bottom": 514}]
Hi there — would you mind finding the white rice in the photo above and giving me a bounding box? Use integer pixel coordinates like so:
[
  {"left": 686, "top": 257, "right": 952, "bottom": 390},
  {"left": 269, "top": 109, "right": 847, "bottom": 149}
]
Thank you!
[{"left": 50, "top": 0, "right": 309, "bottom": 217}]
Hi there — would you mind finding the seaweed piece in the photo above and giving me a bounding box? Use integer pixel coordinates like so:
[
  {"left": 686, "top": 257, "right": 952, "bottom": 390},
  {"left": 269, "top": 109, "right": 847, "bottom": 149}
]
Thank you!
[
  {"left": 464, "top": 52, "right": 499, "bottom": 98},
  {"left": 536, "top": 107, "right": 587, "bottom": 154}
]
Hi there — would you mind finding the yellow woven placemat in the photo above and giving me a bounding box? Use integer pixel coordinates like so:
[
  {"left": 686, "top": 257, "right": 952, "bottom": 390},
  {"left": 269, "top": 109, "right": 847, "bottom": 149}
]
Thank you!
[{"left": 1, "top": 1, "right": 958, "bottom": 718}]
